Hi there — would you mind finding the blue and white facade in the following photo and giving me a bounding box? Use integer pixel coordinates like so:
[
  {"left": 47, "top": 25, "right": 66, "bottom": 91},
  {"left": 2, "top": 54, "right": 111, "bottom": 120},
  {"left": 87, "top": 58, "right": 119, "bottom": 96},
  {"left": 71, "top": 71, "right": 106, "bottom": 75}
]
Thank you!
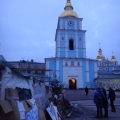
[
  {"left": 55, "top": 17, "right": 86, "bottom": 58},
  {"left": 45, "top": 0, "right": 98, "bottom": 89},
  {"left": 95, "top": 49, "right": 120, "bottom": 90}
]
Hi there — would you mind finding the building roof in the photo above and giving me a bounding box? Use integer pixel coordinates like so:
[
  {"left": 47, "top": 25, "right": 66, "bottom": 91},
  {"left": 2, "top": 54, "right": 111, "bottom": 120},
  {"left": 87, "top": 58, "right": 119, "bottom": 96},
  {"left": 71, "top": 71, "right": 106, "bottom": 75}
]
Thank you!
[
  {"left": 111, "top": 55, "right": 117, "bottom": 62},
  {"left": 0, "top": 62, "right": 51, "bottom": 80},
  {"left": 98, "top": 70, "right": 120, "bottom": 75}
]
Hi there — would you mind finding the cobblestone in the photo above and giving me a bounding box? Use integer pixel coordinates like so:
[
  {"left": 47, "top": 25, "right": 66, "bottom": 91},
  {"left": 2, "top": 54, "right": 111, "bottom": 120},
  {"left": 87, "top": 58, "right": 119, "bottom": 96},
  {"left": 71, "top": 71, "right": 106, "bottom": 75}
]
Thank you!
[
  {"left": 65, "top": 90, "right": 120, "bottom": 120},
  {"left": 66, "top": 102, "right": 120, "bottom": 120}
]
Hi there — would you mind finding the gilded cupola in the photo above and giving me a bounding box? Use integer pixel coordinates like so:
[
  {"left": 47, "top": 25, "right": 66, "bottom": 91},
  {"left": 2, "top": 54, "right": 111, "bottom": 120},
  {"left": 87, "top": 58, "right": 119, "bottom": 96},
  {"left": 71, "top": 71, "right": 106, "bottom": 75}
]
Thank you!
[
  {"left": 96, "top": 45, "right": 105, "bottom": 61},
  {"left": 60, "top": 0, "right": 78, "bottom": 18},
  {"left": 111, "top": 52, "right": 117, "bottom": 62}
]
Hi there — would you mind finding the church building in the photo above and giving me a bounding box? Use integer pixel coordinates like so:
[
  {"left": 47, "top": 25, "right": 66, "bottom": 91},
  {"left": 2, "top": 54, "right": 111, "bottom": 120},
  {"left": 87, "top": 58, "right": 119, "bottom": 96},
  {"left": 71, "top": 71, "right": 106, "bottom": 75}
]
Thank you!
[
  {"left": 45, "top": 0, "right": 98, "bottom": 89},
  {"left": 95, "top": 47, "right": 120, "bottom": 90},
  {"left": 0, "top": 0, "right": 120, "bottom": 90}
]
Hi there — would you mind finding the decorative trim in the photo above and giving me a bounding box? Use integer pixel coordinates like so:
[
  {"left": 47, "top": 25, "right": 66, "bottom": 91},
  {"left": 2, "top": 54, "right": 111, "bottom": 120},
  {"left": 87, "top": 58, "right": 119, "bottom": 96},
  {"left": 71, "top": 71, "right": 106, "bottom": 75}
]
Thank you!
[{"left": 68, "top": 76, "right": 78, "bottom": 77}]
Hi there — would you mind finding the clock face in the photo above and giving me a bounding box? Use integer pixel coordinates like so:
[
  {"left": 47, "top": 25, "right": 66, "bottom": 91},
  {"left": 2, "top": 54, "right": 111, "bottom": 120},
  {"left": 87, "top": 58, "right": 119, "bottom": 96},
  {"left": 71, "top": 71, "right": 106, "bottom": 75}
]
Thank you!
[{"left": 68, "top": 21, "right": 74, "bottom": 26}]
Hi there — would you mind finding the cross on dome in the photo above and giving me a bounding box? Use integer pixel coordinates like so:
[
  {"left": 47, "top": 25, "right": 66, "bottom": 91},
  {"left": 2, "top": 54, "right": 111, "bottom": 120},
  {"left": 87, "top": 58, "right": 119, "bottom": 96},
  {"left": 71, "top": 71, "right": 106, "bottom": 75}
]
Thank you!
[
  {"left": 112, "top": 51, "right": 114, "bottom": 56},
  {"left": 67, "top": 0, "right": 71, "bottom": 3},
  {"left": 99, "top": 43, "right": 101, "bottom": 48}
]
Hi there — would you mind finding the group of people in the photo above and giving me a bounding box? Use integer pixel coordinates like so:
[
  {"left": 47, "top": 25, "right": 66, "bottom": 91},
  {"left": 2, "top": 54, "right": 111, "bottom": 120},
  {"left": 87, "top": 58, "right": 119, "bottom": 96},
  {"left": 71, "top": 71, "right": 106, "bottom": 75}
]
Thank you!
[
  {"left": 94, "top": 87, "right": 116, "bottom": 118},
  {"left": 84, "top": 86, "right": 116, "bottom": 118}
]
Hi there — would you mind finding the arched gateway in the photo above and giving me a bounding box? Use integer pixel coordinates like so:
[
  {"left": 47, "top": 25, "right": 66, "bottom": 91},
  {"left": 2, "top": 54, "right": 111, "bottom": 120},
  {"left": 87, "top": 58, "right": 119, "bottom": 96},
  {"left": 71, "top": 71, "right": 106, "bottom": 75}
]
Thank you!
[{"left": 69, "top": 78, "right": 77, "bottom": 89}]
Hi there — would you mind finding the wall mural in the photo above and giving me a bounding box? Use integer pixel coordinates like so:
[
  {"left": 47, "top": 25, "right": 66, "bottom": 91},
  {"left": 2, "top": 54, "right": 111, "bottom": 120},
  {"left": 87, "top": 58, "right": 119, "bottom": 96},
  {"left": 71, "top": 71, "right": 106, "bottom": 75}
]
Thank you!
[{"left": 95, "top": 79, "right": 120, "bottom": 90}]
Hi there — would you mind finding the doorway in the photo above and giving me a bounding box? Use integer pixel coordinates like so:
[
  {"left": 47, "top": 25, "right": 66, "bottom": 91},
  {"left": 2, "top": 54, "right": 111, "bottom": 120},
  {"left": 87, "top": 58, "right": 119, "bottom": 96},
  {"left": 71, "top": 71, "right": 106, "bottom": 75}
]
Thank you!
[{"left": 69, "top": 78, "right": 77, "bottom": 89}]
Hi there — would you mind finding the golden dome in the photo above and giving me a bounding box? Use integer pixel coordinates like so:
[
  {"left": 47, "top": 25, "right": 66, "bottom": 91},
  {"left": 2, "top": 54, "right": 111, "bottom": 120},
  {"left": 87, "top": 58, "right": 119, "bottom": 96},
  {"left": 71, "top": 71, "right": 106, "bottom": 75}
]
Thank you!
[
  {"left": 111, "top": 56, "right": 117, "bottom": 62},
  {"left": 97, "top": 55, "right": 101, "bottom": 61},
  {"left": 61, "top": 11, "right": 78, "bottom": 18},
  {"left": 60, "top": 0, "right": 78, "bottom": 18},
  {"left": 99, "top": 54, "right": 105, "bottom": 59},
  {"left": 97, "top": 59, "right": 102, "bottom": 61},
  {"left": 96, "top": 55, "right": 105, "bottom": 61},
  {"left": 96, "top": 47, "right": 105, "bottom": 61}
]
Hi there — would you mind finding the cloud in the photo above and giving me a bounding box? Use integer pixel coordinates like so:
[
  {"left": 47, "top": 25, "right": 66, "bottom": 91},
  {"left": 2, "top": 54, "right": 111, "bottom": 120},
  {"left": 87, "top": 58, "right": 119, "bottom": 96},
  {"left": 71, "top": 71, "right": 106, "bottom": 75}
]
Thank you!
[
  {"left": 46, "top": 41, "right": 55, "bottom": 46},
  {"left": 0, "top": 0, "right": 120, "bottom": 63}
]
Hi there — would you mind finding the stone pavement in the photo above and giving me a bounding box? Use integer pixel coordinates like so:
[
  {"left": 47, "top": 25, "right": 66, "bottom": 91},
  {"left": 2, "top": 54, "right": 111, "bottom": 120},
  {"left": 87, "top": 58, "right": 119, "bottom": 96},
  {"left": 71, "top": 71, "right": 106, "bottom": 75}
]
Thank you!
[
  {"left": 65, "top": 90, "right": 120, "bottom": 120},
  {"left": 64, "top": 89, "right": 120, "bottom": 101}
]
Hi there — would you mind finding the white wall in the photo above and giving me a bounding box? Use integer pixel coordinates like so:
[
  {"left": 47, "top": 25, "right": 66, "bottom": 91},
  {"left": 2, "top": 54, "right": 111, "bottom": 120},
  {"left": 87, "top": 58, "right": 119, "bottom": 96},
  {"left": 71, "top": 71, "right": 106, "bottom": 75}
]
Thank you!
[{"left": 63, "top": 63, "right": 83, "bottom": 88}]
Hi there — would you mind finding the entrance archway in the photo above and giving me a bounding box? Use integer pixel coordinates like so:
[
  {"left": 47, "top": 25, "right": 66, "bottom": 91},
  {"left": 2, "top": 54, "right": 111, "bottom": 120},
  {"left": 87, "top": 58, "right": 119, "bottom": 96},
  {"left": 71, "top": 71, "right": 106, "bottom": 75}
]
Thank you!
[{"left": 69, "top": 78, "right": 77, "bottom": 89}]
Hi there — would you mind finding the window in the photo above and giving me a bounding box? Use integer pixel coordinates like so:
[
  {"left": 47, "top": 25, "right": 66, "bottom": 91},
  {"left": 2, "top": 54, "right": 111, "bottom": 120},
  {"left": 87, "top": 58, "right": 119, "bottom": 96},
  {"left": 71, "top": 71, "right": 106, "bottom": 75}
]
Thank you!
[
  {"left": 65, "top": 62, "right": 68, "bottom": 66},
  {"left": 16, "top": 87, "right": 32, "bottom": 101},
  {"left": 71, "top": 61, "right": 74, "bottom": 66},
  {"left": 69, "top": 39, "right": 74, "bottom": 50},
  {"left": 62, "top": 37, "right": 64, "bottom": 40},
  {"left": 78, "top": 62, "right": 80, "bottom": 66}
]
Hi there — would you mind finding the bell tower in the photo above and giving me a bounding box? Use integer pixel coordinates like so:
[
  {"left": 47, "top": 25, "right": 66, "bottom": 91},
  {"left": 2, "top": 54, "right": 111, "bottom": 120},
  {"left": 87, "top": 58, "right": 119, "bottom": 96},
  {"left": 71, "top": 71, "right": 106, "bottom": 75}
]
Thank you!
[{"left": 55, "top": 0, "right": 86, "bottom": 58}]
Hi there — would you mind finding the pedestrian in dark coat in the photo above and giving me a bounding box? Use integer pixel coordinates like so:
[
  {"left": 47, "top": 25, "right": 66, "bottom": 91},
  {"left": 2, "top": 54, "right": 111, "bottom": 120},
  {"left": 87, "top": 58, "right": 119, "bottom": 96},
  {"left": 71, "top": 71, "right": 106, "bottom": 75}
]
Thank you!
[
  {"left": 85, "top": 86, "right": 89, "bottom": 96},
  {"left": 94, "top": 87, "right": 105, "bottom": 118},
  {"left": 102, "top": 88, "right": 108, "bottom": 118},
  {"left": 108, "top": 87, "right": 116, "bottom": 112}
]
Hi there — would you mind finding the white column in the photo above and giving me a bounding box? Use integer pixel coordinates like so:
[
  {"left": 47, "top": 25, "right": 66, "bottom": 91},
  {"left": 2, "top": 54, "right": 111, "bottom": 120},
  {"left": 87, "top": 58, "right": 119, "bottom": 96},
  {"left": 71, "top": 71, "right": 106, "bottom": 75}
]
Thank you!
[
  {"left": 56, "top": 60, "right": 59, "bottom": 79},
  {"left": 66, "top": 33, "right": 68, "bottom": 57},
  {"left": 94, "top": 62, "right": 98, "bottom": 78},
  {"left": 80, "top": 20, "right": 82, "bottom": 30},
  {"left": 56, "top": 60, "right": 59, "bottom": 71},
  {"left": 75, "top": 21, "right": 77, "bottom": 30},
  {"left": 57, "top": 33, "right": 60, "bottom": 57},
  {"left": 60, "top": 20, "right": 63, "bottom": 29},
  {"left": 46, "top": 61, "right": 49, "bottom": 76},
  {"left": 76, "top": 33, "right": 78, "bottom": 58},
  {"left": 86, "top": 62, "right": 90, "bottom": 82},
  {"left": 65, "top": 20, "right": 67, "bottom": 29},
  {"left": 83, "top": 33, "right": 86, "bottom": 58},
  {"left": 80, "top": 61, "right": 83, "bottom": 88}
]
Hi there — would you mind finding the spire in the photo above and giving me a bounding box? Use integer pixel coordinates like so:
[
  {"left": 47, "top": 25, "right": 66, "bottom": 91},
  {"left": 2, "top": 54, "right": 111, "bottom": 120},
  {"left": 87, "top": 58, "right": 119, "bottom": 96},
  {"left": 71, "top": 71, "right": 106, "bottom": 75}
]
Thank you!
[
  {"left": 64, "top": 0, "right": 73, "bottom": 10},
  {"left": 99, "top": 43, "right": 101, "bottom": 48},
  {"left": 112, "top": 51, "right": 113, "bottom": 56},
  {"left": 98, "top": 43, "right": 102, "bottom": 55},
  {"left": 67, "top": 0, "right": 71, "bottom": 3}
]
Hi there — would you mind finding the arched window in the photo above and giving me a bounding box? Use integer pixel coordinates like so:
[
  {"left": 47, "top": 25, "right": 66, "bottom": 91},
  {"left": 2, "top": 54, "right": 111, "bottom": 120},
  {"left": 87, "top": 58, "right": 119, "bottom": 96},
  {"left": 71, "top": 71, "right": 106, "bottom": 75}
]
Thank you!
[
  {"left": 65, "top": 62, "right": 68, "bottom": 66},
  {"left": 71, "top": 61, "right": 74, "bottom": 66},
  {"left": 69, "top": 39, "right": 74, "bottom": 50}
]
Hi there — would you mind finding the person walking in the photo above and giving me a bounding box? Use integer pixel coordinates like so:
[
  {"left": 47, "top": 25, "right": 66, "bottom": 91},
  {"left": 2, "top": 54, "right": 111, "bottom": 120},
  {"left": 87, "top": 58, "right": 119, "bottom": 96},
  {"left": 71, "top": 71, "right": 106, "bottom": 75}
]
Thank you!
[
  {"left": 108, "top": 87, "right": 116, "bottom": 112},
  {"left": 85, "top": 86, "right": 89, "bottom": 96},
  {"left": 94, "top": 87, "right": 105, "bottom": 118},
  {"left": 102, "top": 88, "right": 108, "bottom": 118}
]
